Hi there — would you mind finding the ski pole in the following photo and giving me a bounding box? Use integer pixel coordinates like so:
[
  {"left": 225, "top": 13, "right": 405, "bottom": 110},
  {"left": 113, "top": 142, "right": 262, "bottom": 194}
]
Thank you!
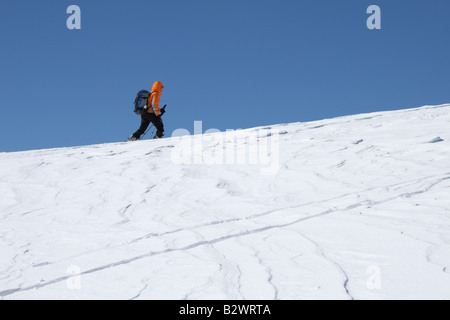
[
  {"left": 150, "top": 126, "right": 156, "bottom": 138},
  {"left": 142, "top": 124, "right": 154, "bottom": 139}
]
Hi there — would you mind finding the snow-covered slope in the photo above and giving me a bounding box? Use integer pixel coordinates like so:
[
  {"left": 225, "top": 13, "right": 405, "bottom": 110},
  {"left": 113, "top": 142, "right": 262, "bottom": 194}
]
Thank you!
[{"left": 1, "top": 104, "right": 450, "bottom": 300}]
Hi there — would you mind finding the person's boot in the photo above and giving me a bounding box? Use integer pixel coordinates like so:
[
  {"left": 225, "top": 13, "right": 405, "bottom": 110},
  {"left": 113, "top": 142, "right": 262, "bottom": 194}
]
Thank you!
[{"left": 128, "top": 135, "right": 140, "bottom": 141}]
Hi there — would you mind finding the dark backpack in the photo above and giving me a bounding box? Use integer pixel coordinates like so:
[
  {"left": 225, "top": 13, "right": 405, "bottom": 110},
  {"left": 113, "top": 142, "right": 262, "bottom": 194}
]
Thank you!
[{"left": 134, "top": 90, "right": 151, "bottom": 115}]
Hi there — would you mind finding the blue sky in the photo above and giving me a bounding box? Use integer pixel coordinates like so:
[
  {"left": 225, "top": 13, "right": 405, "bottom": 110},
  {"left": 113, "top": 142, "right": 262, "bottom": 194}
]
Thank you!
[{"left": 0, "top": 0, "right": 449, "bottom": 152}]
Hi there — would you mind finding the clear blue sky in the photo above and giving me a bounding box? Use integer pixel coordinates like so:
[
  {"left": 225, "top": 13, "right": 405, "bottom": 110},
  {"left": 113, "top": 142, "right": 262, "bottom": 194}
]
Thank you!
[{"left": 0, "top": 0, "right": 449, "bottom": 152}]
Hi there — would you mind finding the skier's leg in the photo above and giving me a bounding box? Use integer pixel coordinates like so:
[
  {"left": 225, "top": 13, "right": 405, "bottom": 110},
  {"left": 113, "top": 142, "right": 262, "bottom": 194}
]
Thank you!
[
  {"left": 150, "top": 114, "right": 165, "bottom": 138},
  {"left": 132, "top": 113, "right": 151, "bottom": 139}
]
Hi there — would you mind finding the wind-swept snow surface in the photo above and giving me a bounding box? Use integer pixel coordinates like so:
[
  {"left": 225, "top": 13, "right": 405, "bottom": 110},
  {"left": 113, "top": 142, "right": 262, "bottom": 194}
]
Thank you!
[{"left": 1, "top": 104, "right": 450, "bottom": 300}]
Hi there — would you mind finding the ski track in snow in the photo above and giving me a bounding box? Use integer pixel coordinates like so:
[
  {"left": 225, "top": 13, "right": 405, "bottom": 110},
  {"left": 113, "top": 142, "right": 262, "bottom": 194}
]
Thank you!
[{"left": 1, "top": 104, "right": 450, "bottom": 299}]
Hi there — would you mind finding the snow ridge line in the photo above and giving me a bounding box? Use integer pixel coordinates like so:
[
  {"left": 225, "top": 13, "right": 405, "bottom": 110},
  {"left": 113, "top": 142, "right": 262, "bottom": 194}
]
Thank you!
[{"left": 299, "top": 233, "right": 354, "bottom": 300}]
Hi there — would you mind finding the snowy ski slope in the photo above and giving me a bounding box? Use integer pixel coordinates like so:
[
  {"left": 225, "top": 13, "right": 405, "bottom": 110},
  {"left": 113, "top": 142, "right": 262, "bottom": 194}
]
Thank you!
[{"left": 1, "top": 104, "right": 450, "bottom": 299}]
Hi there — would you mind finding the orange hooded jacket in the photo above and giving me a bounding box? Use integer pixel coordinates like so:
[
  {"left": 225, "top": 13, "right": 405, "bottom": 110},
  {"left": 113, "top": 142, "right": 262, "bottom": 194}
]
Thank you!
[{"left": 147, "top": 81, "right": 164, "bottom": 116}]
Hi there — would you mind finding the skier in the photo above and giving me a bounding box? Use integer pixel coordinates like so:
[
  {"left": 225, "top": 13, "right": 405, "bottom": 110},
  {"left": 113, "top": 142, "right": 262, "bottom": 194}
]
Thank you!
[{"left": 129, "top": 81, "right": 166, "bottom": 141}]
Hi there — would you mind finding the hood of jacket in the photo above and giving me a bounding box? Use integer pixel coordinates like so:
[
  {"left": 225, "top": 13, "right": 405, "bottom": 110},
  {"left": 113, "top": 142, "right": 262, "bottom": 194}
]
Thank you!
[{"left": 152, "top": 81, "right": 164, "bottom": 92}]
